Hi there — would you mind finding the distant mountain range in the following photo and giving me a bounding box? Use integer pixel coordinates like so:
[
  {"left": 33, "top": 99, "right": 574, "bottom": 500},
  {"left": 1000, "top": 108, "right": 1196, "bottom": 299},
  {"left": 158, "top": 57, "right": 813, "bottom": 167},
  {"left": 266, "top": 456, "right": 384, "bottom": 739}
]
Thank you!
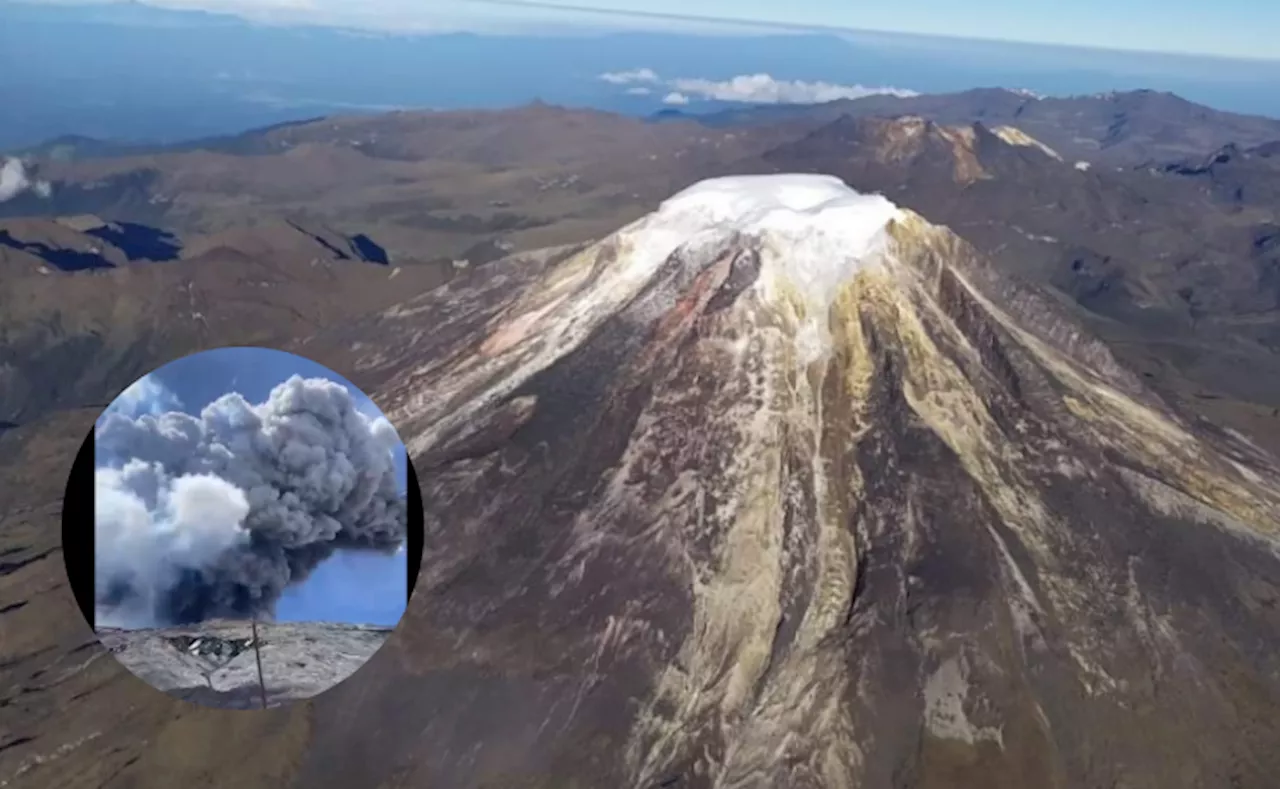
[
  {"left": 18, "top": 87, "right": 1280, "bottom": 168},
  {"left": 659, "top": 87, "right": 1280, "bottom": 165}
]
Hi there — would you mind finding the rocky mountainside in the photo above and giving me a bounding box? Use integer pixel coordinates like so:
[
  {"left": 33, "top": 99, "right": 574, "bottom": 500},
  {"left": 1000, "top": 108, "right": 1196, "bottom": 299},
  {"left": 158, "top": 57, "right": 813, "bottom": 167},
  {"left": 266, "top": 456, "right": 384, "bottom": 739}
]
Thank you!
[
  {"left": 9, "top": 102, "right": 1279, "bottom": 419},
  {"left": 5, "top": 175, "right": 1275, "bottom": 788},
  {"left": 98, "top": 620, "right": 391, "bottom": 710},
  {"left": 743, "top": 115, "right": 1280, "bottom": 449}
]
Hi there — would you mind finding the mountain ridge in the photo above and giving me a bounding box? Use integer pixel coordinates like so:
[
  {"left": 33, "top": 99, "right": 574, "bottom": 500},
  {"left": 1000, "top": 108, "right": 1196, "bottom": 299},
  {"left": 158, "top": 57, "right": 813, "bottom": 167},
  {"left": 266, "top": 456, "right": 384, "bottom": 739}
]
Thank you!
[
  {"left": 14, "top": 87, "right": 1280, "bottom": 164},
  {"left": 667, "top": 87, "right": 1280, "bottom": 163}
]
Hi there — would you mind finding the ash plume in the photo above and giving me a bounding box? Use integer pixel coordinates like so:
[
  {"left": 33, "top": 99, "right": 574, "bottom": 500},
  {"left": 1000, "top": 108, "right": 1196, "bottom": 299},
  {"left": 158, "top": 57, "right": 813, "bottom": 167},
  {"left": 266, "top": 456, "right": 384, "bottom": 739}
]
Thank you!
[{"left": 94, "top": 375, "right": 407, "bottom": 628}]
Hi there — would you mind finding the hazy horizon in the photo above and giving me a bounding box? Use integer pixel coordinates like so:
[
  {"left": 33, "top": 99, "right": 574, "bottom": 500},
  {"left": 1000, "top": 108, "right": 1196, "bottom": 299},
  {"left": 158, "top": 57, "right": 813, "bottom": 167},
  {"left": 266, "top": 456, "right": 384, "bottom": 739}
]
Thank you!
[
  {"left": 2, "top": 0, "right": 1278, "bottom": 150},
  {"left": 19, "top": 0, "right": 1280, "bottom": 62}
]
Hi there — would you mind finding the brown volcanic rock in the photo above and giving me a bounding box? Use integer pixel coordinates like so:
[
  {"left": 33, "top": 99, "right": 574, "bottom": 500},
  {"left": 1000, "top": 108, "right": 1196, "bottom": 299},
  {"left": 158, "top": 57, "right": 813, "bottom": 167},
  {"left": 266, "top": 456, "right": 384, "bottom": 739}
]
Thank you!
[{"left": 225, "top": 179, "right": 1280, "bottom": 789}]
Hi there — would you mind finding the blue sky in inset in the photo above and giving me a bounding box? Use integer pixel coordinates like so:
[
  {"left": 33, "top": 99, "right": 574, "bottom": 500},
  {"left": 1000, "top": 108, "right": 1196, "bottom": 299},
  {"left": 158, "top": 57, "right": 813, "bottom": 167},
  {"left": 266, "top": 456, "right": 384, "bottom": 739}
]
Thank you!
[{"left": 101, "top": 347, "right": 410, "bottom": 627}]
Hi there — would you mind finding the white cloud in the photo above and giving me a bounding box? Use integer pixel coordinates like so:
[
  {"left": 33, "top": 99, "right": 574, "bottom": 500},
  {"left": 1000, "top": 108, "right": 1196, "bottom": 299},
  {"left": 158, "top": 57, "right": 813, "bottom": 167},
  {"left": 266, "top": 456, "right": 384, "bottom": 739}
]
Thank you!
[
  {"left": 599, "top": 67, "right": 918, "bottom": 106},
  {"left": 669, "top": 73, "right": 918, "bottom": 104},
  {"left": 106, "top": 374, "right": 185, "bottom": 419},
  {"left": 0, "top": 158, "right": 52, "bottom": 204},
  {"left": 599, "top": 67, "right": 660, "bottom": 85}
]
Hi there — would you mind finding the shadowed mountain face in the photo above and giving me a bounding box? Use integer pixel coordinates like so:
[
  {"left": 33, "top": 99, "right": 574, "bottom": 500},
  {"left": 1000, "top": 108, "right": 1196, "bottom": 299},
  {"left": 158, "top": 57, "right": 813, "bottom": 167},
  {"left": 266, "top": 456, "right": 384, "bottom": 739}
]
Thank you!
[
  {"left": 0, "top": 215, "right": 392, "bottom": 274},
  {"left": 0, "top": 228, "right": 116, "bottom": 271}
]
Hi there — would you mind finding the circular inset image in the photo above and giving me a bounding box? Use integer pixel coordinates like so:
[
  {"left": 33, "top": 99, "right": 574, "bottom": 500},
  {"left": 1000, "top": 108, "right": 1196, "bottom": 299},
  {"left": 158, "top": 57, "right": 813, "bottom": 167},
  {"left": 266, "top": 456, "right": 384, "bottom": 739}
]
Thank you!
[{"left": 61, "top": 347, "right": 423, "bottom": 710}]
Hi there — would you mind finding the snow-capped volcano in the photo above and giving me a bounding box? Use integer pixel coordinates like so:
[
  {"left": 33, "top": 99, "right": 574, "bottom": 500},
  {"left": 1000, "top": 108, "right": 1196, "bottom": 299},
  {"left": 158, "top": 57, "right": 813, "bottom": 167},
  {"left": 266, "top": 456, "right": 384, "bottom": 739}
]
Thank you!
[
  {"left": 628, "top": 174, "right": 901, "bottom": 312},
  {"left": 575, "top": 173, "right": 905, "bottom": 325},
  {"left": 305, "top": 175, "right": 1280, "bottom": 789},
  {"left": 615, "top": 174, "right": 903, "bottom": 364}
]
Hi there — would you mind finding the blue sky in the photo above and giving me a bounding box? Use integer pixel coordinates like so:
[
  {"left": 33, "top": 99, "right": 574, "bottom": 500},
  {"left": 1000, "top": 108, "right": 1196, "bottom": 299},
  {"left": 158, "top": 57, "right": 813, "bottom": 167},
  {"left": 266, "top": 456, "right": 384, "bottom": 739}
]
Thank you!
[
  {"left": 86, "top": 0, "right": 1280, "bottom": 60},
  {"left": 521, "top": 0, "right": 1280, "bottom": 60},
  {"left": 102, "top": 347, "right": 410, "bottom": 627}
]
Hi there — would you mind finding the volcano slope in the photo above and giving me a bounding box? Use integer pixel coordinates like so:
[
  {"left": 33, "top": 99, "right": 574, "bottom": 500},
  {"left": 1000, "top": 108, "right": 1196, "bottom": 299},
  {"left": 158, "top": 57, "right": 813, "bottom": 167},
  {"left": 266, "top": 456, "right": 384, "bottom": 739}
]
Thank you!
[
  {"left": 293, "top": 174, "right": 1280, "bottom": 789},
  {"left": 2, "top": 174, "right": 1280, "bottom": 789}
]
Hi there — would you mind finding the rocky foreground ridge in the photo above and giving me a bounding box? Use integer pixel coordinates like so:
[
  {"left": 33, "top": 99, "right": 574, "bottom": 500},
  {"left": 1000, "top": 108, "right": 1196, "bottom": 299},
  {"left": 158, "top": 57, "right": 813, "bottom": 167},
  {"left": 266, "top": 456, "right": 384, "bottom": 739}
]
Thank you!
[{"left": 97, "top": 620, "right": 391, "bottom": 710}]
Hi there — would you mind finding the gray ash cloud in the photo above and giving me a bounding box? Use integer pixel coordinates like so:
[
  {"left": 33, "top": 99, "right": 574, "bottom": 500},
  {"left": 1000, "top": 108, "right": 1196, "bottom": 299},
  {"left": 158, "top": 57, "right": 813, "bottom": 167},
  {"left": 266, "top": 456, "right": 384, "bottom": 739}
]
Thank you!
[{"left": 93, "top": 375, "right": 406, "bottom": 627}]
